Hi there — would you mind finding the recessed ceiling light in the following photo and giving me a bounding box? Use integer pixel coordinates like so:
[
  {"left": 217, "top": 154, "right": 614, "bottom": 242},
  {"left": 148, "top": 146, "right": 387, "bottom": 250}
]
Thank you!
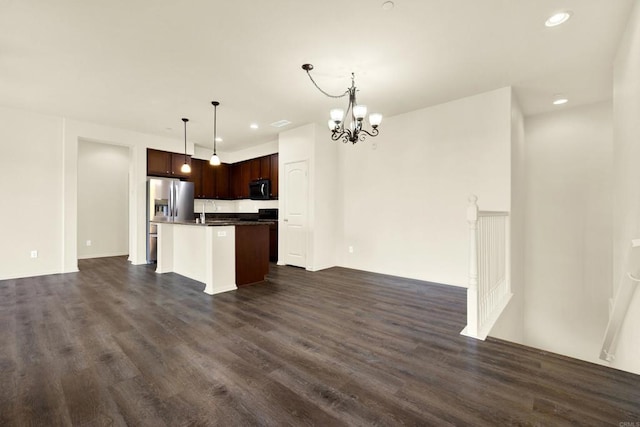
[
  {"left": 553, "top": 97, "right": 568, "bottom": 105},
  {"left": 215, "top": 137, "right": 223, "bottom": 142},
  {"left": 250, "top": 123, "right": 259, "bottom": 129},
  {"left": 270, "top": 119, "right": 291, "bottom": 128},
  {"left": 545, "top": 11, "right": 572, "bottom": 27},
  {"left": 382, "top": 1, "right": 394, "bottom": 10}
]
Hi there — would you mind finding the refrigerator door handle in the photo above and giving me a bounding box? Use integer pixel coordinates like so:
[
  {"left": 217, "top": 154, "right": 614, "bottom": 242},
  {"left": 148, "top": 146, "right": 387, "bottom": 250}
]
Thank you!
[
  {"left": 169, "top": 183, "right": 175, "bottom": 219},
  {"left": 173, "top": 183, "right": 179, "bottom": 219}
]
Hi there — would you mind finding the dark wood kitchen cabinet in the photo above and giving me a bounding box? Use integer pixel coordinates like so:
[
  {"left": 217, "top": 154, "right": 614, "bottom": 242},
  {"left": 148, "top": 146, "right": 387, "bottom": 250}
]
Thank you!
[
  {"left": 215, "top": 163, "right": 230, "bottom": 199},
  {"left": 186, "top": 158, "right": 213, "bottom": 199},
  {"left": 187, "top": 159, "right": 231, "bottom": 199},
  {"left": 270, "top": 153, "right": 278, "bottom": 199},
  {"left": 260, "top": 155, "right": 271, "bottom": 179},
  {"left": 147, "top": 148, "right": 191, "bottom": 178},
  {"left": 235, "top": 224, "right": 270, "bottom": 286},
  {"left": 148, "top": 148, "right": 278, "bottom": 199},
  {"left": 147, "top": 148, "right": 171, "bottom": 176},
  {"left": 230, "top": 162, "right": 250, "bottom": 200},
  {"left": 268, "top": 222, "right": 278, "bottom": 262},
  {"left": 229, "top": 163, "right": 242, "bottom": 199},
  {"left": 188, "top": 158, "right": 204, "bottom": 198},
  {"left": 201, "top": 162, "right": 217, "bottom": 199},
  {"left": 249, "top": 158, "right": 262, "bottom": 181}
]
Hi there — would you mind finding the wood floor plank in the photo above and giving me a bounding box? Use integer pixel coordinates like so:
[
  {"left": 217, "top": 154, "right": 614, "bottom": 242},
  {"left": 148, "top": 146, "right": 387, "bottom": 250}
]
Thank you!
[{"left": 0, "top": 255, "right": 638, "bottom": 425}]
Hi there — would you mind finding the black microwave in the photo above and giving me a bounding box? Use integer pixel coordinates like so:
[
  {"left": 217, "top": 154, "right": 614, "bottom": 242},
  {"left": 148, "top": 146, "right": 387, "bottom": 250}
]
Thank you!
[{"left": 249, "top": 179, "right": 270, "bottom": 200}]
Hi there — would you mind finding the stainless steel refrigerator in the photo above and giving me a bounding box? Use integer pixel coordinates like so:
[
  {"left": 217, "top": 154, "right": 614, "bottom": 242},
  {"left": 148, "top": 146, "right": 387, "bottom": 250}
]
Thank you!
[{"left": 147, "top": 178, "right": 195, "bottom": 263}]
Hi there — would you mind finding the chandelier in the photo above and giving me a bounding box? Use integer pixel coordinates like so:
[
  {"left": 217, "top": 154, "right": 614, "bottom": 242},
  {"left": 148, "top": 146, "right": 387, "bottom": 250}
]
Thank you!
[{"left": 302, "top": 64, "right": 382, "bottom": 144}]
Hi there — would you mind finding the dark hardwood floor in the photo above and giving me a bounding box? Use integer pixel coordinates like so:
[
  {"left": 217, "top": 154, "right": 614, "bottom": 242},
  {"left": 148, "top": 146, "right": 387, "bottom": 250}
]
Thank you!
[{"left": 0, "top": 256, "right": 638, "bottom": 426}]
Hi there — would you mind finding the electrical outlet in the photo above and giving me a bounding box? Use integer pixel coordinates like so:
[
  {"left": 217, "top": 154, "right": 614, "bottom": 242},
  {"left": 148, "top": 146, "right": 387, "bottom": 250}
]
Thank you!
[
  {"left": 217, "top": 231, "right": 227, "bottom": 237},
  {"left": 30, "top": 250, "right": 38, "bottom": 259},
  {"left": 348, "top": 246, "right": 354, "bottom": 253},
  {"left": 86, "top": 240, "right": 92, "bottom": 246}
]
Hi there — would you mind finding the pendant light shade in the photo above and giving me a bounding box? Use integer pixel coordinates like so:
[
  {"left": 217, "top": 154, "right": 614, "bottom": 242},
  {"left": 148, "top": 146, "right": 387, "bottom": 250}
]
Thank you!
[
  {"left": 210, "top": 101, "right": 221, "bottom": 166},
  {"left": 180, "top": 118, "right": 191, "bottom": 174}
]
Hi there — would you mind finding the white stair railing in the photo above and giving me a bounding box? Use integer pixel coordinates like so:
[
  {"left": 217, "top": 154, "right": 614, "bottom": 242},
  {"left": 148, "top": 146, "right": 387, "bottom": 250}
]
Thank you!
[
  {"left": 462, "top": 195, "right": 512, "bottom": 340},
  {"left": 600, "top": 239, "right": 640, "bottom": 362}
]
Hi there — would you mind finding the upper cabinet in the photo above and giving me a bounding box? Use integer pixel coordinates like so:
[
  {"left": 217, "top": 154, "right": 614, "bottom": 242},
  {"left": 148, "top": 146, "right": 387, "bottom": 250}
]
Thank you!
[
  {"left": 147, "top": 148, "right": 191, "bottom": 179},
  {"left": 187, "top": 158, "right": 231, "bottom": 199},
  {"left": 249, "top": 158, "right": 262, "bottom": 181},
  {"left": 215, "top": 163, "right": 230, "bottom": 199},
  {"left": 147, "top": 148, "right": 277, "bottom": 200},
  {"left": 270, "top": 153, "right": 278, "bottom": 199},
  {"left": 188, "top": 158, "right": 204, "bottom": 198}
]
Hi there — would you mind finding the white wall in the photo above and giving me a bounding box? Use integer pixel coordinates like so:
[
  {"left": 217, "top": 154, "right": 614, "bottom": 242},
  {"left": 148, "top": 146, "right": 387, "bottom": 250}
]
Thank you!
[
  {"left": 278, "top": 124, "right": 314, "bottom": 266},
  {"left": 0, "top": 107, "right": 64, "bottom": 279},
  {"left": 339, "top": 88, "right": 512, "bottom": 286},
  {"left": 490, "top": 89, "right": 525, "bottom": 343},
  {"left": 77, "top": 140, "right": 130, "bottom": 259},
  {"left": 63, "top": 118, "right": 190, "bottom": 270},
  {"left": 310, "top": 124, "right": 341, "bottom": 271},
  {"left": 0, "top": 104, "right": 193, "bottom": 278},
  {"left": 277, "top": 123, "right": 341, "bottom": 271},
  {"left": 0, "top": 101, "right": 281, "bottom": 279},
  {"left": 210, "top": 139, "right": 278, "bottom": 164},
  {"left": 522, "top": 101, "right": 613, "bottom": 366},
  {"left": 610, "top": 0, "right": 640, "bottom": 375}
]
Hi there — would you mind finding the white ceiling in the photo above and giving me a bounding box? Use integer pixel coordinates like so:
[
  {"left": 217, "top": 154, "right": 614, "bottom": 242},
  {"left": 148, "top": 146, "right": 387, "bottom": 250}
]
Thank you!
[{"left": 0, "top": 0, "right": 633, "bottom": 152}]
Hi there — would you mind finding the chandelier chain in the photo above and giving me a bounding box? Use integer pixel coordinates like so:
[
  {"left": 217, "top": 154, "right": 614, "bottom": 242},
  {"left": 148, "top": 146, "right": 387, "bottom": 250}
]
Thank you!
[{"left": 304, "top": 69, "right": 349, "bottom": 99}]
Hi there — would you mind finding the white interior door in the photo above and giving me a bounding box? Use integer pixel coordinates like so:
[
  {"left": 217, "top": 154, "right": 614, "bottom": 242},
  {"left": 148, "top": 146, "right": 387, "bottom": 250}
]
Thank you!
[{"left": 284, "top": 161, "right": 308, "bottom": 267}]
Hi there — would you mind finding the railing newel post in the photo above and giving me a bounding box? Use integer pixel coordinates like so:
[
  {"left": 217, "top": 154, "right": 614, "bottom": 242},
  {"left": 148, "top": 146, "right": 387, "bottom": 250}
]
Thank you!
[{"left": 467, "top": 195, "right": 479, "bottom": 337}]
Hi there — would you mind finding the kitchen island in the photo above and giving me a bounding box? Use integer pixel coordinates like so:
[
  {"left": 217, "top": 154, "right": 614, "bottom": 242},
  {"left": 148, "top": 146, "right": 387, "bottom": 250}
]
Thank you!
[{"left": 153, "top": 220, "right": 270, "bottom": 295}]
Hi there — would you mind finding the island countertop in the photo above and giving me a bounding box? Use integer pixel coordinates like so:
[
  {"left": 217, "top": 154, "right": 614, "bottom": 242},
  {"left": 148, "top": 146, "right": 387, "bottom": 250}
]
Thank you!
[
  {"left": 153, "top": 220, "right": 271, "bottom": 295},
  {"left": 152, "top": 219, "right": 274, "bottom": 227}
]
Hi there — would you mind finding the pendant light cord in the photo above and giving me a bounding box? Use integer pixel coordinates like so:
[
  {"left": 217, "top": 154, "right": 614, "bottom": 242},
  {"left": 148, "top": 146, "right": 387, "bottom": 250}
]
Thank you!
[
  {"left": 212, "top": 101, "right": 219, "bottom": 155},
  {"left": 182, "top": 118, "right": 188, "bottom": 162}
]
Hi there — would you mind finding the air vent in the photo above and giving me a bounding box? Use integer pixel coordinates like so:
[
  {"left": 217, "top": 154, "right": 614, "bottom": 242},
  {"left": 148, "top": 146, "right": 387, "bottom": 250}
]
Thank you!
[{"left": 270, "top": 119, "right": 291, "bottom": 128}]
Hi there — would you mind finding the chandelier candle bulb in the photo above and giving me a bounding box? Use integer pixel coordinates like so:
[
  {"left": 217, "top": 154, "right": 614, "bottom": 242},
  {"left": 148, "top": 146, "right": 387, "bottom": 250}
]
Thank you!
[
  {"left": 369, "top": 113, "right": 382, "bottom": 128},
  {"left": 353, "top": 105, "right": 367, "bottom": 120},
  {"left": 330, "top": 109, "right": 344, "bottom": 123}
]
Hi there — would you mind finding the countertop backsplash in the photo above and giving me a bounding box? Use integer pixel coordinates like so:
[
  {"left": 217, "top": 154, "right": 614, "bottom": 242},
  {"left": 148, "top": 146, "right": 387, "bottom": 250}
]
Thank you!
[{"left": 195, "top": 198, "right": 279, "bottom": 214}]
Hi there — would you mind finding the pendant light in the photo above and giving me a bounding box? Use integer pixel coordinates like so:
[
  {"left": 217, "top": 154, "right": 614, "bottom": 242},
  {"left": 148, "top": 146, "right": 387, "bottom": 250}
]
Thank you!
[
  {"left": 180, "top": 118, "right": 191, "bottom": 174},
  {"left": 210, "top": 101, "right": 221, "bottom": 166}
]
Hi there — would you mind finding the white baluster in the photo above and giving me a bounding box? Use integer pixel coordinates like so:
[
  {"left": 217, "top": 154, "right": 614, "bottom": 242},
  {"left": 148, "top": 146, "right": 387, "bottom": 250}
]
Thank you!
[{"left": 467, "top": 194, "right": 479, "bottom": 337}]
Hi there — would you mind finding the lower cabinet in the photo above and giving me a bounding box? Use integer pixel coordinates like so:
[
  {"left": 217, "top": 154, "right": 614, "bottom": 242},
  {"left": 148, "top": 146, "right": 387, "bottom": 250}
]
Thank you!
[
  {"left": 269, "top": 222, "right": 278, "bottom": 262},
  {"left": 235, "top": 225, "right": 270, "bottom": 286}
]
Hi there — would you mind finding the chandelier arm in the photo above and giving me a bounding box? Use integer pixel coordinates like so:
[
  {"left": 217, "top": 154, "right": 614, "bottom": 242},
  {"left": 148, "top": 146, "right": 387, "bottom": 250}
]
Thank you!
[
  {"left": 331, "top": 130, "right": 344, "bottom": 142},
  {"left": 331, "top": 129, "right": 353, "bottom": 143},
  {"left": 357, "top": 128, "right": 380, "bottom": 138},
  {"left": 305, "top": 69, "right": 349, "bottom": 99}
]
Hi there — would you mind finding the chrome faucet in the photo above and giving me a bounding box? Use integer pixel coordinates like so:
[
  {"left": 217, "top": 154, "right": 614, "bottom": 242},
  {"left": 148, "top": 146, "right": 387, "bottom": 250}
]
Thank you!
[{"left": 200, "top": 200, "right": 216, "bottom": 223}]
